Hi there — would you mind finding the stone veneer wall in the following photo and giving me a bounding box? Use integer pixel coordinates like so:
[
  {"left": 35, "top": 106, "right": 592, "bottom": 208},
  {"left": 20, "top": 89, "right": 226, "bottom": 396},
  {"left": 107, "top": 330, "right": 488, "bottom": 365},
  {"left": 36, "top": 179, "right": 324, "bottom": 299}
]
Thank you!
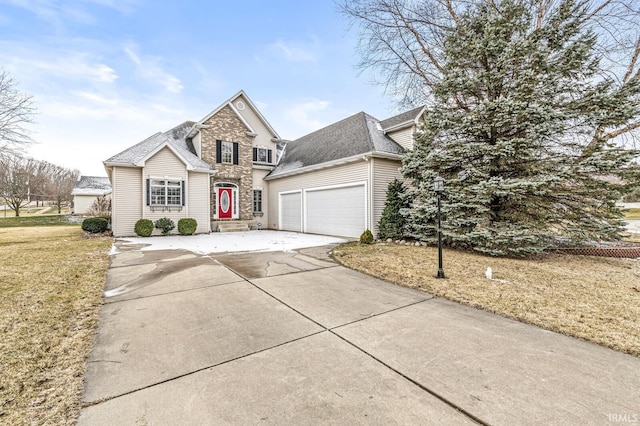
[{"left": 199, "top": 105, "right": 254, "bottom": 220}]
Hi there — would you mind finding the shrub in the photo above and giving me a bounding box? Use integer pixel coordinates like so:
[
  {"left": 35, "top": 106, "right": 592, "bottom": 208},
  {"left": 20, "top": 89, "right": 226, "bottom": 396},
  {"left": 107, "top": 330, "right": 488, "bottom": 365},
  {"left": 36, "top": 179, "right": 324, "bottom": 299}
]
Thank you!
[
  {"left": 178, "top": 218, "right": 197, "bottom": 235},
  {"left": 360, "top": 229, "right": 374, "bottom": 244},
  {"left": 81, "top": 217, "right": 109, "bottom": 234},
  {"left": 154, "top": 217, "right": 175, "bottom": 235},
  {"left": 378, "top": 178, "right": 408, "bottom": 239},
  {"left": 134, "top": 219, "right": 154, "bottom": 237}
]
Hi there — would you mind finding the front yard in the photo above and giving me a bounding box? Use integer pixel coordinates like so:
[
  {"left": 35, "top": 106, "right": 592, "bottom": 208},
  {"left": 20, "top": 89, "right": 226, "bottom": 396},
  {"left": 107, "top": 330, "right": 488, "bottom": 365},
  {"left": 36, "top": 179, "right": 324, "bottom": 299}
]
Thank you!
[
  {"left": 0, "top": 226, "right": 112, "bottom": 425},
  {"left": 333, "top": 243, "right": 640, "bottom": 357}
]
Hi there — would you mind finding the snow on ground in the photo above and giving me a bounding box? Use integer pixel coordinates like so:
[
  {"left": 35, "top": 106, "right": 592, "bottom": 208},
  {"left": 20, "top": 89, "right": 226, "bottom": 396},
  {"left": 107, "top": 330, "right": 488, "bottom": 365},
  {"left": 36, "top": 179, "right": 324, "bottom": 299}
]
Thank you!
[{"left": 114, "top": 230, "right": 348, "bottom": 255}]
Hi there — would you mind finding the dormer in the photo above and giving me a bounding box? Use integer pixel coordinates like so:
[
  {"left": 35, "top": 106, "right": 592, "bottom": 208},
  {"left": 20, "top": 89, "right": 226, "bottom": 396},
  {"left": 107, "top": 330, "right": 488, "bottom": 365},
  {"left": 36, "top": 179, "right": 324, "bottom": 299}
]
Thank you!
[{"left": 379, "top": 106, "right": 426, "bottom": 150}]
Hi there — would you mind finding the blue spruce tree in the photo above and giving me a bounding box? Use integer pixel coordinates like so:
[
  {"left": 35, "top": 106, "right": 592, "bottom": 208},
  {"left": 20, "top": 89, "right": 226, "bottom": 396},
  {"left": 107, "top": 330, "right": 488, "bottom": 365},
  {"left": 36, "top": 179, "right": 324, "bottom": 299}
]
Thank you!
[{"left": 402, "top": 0, "right": 640, "bottom": 257}]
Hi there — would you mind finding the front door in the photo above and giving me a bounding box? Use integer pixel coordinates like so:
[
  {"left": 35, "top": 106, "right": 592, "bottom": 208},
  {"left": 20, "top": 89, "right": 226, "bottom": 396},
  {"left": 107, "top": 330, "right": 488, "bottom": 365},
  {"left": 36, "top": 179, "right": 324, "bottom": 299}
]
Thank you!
[{"left": 217, "top": 187, "right": 233, "bottom": 219}]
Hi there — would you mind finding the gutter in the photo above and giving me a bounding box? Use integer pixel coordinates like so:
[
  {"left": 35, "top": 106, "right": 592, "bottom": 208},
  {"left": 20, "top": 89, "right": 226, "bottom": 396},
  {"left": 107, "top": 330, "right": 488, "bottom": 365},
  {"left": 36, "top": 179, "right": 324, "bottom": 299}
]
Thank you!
[{"left": 265, "top": 151, "right": 403, "bottom": 181}]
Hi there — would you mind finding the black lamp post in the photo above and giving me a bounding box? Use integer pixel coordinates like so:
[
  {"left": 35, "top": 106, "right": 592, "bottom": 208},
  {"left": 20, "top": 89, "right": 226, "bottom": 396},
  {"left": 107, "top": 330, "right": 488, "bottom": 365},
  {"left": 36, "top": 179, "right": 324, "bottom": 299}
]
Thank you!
[{"left": 434, "top": 176, "right": 445, "bottom": 278}]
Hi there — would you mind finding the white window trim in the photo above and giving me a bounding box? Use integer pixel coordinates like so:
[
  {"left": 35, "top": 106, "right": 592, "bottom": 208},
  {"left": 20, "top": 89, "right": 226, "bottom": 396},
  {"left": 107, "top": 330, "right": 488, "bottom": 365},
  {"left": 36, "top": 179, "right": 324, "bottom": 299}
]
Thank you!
[
  {"left": 253, "top": 189, "right": 263, "bottom": 214},
  {"left": 149, "top": 177, "right": 183, "bottom": 206}
]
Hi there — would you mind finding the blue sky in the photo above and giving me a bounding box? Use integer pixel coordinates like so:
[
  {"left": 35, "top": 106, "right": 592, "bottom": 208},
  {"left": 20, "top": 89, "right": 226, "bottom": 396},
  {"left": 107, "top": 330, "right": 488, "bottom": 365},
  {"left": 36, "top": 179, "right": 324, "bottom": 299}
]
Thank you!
[{"left": 0, "top": 0, "right": 398, "bottom": 176}]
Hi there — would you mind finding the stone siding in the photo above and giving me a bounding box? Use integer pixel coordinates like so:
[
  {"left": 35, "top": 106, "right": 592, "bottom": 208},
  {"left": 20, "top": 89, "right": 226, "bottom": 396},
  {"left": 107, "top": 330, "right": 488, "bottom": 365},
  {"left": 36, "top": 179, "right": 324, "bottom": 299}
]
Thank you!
[{"left": 200, "top": 105, "right": 254, "bottom": 220}]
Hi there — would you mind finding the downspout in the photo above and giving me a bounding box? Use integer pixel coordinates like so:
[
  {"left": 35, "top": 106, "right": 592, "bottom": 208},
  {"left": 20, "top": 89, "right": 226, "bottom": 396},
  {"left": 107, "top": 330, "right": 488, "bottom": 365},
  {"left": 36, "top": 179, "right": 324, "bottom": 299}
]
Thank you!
[{"left": 363, "top": 154, "right": 374, "bottom": 234}]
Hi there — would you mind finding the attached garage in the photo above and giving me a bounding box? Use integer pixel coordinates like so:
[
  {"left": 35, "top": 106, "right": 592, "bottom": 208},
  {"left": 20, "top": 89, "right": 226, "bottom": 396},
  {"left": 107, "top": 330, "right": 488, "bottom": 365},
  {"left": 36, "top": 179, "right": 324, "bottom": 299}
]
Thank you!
[
  {"left": 279, "top": 191, "right": 302, "bottom": 232},
  {"left": 305, "top": 184, "right": 366, "bottom": 238}
]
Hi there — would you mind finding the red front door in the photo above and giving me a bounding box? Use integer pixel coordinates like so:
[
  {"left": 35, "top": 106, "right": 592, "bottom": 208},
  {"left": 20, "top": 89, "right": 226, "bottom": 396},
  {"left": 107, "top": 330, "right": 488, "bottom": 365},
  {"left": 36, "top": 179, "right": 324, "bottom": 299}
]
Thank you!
[{"left": 217, "top": 188, "right": 233, "bottom": 219}]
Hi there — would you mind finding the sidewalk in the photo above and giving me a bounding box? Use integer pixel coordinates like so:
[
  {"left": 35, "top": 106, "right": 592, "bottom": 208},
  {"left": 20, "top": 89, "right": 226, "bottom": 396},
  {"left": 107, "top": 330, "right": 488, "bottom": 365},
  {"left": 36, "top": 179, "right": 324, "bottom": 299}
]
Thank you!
[{"left": 78, "top": 243, "right": 640, "bottom": 425}]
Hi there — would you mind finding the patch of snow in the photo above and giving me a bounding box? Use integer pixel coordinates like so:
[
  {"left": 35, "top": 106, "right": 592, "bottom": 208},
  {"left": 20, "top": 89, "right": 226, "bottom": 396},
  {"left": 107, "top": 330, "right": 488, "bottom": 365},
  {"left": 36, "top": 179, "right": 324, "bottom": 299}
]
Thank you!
[{"left": 115, "top": 230, "right": 347, "bottom": 255}]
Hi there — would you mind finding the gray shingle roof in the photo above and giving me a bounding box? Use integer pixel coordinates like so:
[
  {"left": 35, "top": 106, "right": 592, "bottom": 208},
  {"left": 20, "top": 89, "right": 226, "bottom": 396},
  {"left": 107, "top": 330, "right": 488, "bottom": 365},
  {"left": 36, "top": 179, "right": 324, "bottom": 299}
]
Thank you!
[
  {"left": 72, "top": 176, "right": 111, "bottom": 195},
  {"left": 379, "top": 106, "right": 424, "bottom": 130},
  {"left": 104, "top": 121, "right": 214, "bottom": 172},
  {"left": 269, "top": 112, "right": 404, "bottom": 177}
]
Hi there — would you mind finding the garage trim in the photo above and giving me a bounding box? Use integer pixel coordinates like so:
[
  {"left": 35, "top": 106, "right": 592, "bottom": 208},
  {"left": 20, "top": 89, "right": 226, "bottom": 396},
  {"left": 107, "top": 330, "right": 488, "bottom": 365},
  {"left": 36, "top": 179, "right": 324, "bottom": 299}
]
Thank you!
[
  {"left": 278, "top": 190, "right": 303, "bottom": 232},
  {"left": 303, "top": 181, "right": 368, "bottom": 237}
]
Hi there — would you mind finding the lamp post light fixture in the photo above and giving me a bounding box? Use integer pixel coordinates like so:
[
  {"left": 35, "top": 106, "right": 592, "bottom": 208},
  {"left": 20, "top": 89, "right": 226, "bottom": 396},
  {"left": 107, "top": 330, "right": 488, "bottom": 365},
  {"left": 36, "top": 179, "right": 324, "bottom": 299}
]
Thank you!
[{"left": 434, "top": 176, "right": 445, "bottom": 279}]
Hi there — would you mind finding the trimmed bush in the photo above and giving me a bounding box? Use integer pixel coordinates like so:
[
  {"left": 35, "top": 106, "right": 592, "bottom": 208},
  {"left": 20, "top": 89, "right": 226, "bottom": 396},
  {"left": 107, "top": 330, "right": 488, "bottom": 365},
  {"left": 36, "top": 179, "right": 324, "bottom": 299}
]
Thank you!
[
  {"left": 81, "top": 217, "right": 109, "bottom": 234},
  {"left": 360, "top": 229, "right": 374, "bottom": 244},
  {"left": 178, "top": 218, "right": 197, "bottom": 235},
  {"left": 134, "top": 219, "right": 154, "bottom": 237},
  {"left": 154, "top": 217, "right": 175, "bottom": 235}
]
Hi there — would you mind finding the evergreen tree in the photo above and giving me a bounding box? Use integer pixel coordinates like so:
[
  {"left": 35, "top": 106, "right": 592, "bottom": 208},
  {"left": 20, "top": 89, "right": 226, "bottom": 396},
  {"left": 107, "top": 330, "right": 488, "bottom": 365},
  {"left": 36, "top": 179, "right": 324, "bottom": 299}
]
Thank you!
[
  {"left": 378, "top": 178, "right": 409, "bottom": 239},
  {"left": 402, "top": 0, "right": 640, "bottom": 257}
]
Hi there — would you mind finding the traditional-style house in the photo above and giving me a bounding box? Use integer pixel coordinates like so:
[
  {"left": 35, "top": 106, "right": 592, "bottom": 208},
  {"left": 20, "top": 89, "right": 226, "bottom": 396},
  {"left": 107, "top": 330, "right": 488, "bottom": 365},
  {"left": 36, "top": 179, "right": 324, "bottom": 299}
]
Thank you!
[{"left": 104, "top": 91, "right": 424, "bottom": 238}]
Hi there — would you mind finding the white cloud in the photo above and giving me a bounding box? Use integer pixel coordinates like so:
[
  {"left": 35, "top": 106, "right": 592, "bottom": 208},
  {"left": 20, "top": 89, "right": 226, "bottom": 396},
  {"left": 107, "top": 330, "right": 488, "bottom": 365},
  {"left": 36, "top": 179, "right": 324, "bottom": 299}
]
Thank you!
[
  {"left": 259, "top": 36, "right": 320, "bottom": 64},
  {"left": 124, "top": 46, "right": 184, "bottom": 94},
  {"left": 282, "top": 98, "right": 332, "bottom": 138},
  {"left": 2, "top": 51, "right": 118, "bottom": 85},
  {"left": 1, "top": 0, "right": 138, "bottom": 26}
]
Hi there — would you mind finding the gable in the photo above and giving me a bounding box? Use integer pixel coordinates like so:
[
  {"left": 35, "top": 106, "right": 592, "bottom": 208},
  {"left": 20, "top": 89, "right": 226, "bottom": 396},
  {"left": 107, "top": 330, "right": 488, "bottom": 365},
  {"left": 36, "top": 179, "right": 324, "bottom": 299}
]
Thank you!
[{"left": 144, "top": 147, "right": 187, "bottom": 179}]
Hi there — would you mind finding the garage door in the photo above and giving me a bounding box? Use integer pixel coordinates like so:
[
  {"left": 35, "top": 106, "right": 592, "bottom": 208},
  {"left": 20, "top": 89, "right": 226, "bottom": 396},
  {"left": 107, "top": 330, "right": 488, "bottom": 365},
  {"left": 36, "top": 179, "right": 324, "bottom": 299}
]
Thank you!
[
  {"left": 306, "top": 185, "right": 366, "bottom": 238},
  {"left": 279, "top": 191, "right": 302, "bottom": 232}
]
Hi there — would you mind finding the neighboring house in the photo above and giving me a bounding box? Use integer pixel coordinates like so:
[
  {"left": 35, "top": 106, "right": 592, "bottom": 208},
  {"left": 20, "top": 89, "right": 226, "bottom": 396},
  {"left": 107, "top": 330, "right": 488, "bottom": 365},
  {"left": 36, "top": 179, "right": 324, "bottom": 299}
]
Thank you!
[
  {"left": 104, "top": 90, "right": 424, "bottom": 238},
  {"left": 72, "top": 176, "right": 112, "bottom": 215}
]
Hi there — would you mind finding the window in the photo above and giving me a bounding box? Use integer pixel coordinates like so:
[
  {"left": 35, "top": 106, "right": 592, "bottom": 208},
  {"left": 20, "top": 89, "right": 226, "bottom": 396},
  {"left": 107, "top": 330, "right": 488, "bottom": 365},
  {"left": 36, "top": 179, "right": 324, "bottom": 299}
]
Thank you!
[
  {"left": 252, "top": 147, "right": 273, "bottom": 164},
  {"left": 221, "top": 141, "right": 233, "bottom": 164},
  {"left": 253, "top": 189, "right": 263, "bottom": 214},
  {"left": 216, "top": 140, "right": 239, "bottom": 165},
  {"left": 149, "top": 179, "right": 183, "bottom": 206}
]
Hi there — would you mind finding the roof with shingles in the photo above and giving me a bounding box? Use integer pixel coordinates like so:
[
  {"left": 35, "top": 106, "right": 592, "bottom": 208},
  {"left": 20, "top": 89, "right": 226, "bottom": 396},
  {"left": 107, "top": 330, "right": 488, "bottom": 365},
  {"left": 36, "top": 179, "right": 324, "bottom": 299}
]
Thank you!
[
  {"left": 104, "top": 121, "right": 214, "bottom": 172},
  {"left": 72, "top": 176, "right": 111, "bottom": 195},
  {"left": 379, "top": 106, "right": 424, "bottom": 130},
  {"left": 268, "top": 111, "right": 405, "bottom": 177}
]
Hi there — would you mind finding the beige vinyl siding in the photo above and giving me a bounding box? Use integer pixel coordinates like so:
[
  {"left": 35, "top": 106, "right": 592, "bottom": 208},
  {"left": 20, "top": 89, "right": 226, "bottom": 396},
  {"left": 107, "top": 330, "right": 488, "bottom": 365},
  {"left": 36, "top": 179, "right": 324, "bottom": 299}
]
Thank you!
[
  {"left": 252, "top": 169, "right": 270, "bottom": 227},
  {"left": 372, "top": 158, "right": 402, "bottom": 236},
  {"left": 235, "top": 94, "right": 277, "bottom": 150},
  {"left": 187, "top": 171, "right": 211, "bottom": 234},
  {"left": 267, "top": 161, "right": 369, "bottom": 230},
  {"left": 144, "top": 147, "right": 186, "bottom": 179},
  {"left": 387, "top": 127, "right": 415, "bottom": 150},
  {"left": 73, "top": 194, "right": 110, "bottom": 215},
  {"left": 112, "top": 167, "right": 142, "bottom": 237},
  {"left": 143, "top": 148, "right": 190, "bottom": 235}
]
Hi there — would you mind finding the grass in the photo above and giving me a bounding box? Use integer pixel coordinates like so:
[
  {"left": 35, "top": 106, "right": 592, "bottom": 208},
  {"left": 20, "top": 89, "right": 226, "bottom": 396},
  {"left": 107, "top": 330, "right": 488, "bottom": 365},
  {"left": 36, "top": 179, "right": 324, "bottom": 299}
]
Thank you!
[
  {"left": 623, "top": 208, "right": 640, "bottom": 220},
  {"left": 333, "top": 243, "right": 640, "bottom": 357},
  {"left": 0, "top": 215, "right": 80, "bottom": 228},
  {"left": 0, "top": 226, "right": 112, "bottom": 425}
]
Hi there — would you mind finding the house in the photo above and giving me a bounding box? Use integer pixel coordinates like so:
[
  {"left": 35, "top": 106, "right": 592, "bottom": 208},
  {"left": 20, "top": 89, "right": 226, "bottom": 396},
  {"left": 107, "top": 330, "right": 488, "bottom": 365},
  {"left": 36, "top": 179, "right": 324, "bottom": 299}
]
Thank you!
[
  {"left": 104, "top": 90, "right": 424, "bottom": 238},
  {"left": 72, "top": 176, "right": 112, "bottom": 215}
]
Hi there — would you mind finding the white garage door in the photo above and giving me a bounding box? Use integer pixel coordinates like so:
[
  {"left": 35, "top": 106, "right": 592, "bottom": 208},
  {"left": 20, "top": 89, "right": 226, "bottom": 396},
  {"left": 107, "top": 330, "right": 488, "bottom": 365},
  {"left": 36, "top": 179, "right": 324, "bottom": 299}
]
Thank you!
[
  {"left": 280, "top": 192, "right": 302, "bottom": 232},
  {"left": 306, "top": 185, "right": 366, "bottom": 238}
]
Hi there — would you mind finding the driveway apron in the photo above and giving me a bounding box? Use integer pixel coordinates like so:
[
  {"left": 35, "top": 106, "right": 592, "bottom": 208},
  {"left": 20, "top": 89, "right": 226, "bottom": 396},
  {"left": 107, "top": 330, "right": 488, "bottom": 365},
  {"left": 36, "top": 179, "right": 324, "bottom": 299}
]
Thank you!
[{"left": 79, "top": 243, "right": 640, "bottom": 425}]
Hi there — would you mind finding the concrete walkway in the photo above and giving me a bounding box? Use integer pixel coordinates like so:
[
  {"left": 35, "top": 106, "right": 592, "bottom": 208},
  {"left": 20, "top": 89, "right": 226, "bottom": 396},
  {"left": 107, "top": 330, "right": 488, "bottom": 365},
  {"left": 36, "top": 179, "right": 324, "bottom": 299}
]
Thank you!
[{"left": 79, "top": 243, "right": 640, "bottom": 425}]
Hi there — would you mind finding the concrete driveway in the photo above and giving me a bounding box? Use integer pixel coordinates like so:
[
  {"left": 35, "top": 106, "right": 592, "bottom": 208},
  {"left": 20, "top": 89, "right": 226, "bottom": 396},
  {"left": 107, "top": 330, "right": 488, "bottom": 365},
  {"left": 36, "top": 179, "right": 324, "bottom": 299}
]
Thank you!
[{"left": 79, "top": 237, "right": 640, "bottom": 425}]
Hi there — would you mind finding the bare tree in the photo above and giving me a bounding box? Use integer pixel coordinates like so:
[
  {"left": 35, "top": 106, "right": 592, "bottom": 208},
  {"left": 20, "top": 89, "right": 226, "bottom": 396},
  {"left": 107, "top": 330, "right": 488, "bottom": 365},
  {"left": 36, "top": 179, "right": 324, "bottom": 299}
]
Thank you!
[
  {"left": 87, "top": 194, "right": 112, "bottom": 217},
  {"left": 339, "top": 0, "right": 640, "bottom": 146},
  {"left": 39, "top": 161, "right": 79, "bottom": 213},
  {"left": 0, "top": 156, "right": 42, "bottom": 216},
  {"left": 0, "top": 68, "right": 35, "bottom": 159}
]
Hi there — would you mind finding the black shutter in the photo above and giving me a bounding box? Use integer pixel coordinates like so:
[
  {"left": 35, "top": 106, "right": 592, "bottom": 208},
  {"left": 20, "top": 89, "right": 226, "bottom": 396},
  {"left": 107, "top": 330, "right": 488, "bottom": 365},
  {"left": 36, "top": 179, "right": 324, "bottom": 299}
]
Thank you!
[
  {"left": 181, "top": 181, "right": 185, "bottom": 206},
  {"left": 267, "top": 149, "right": 273, "bottom": 164},
  {"left": 146, "top": 179, "right": 150, "bottom": 205},
  {"left": 216, "top": 140, "right": 222, "bottom": 163},
  {"left": 233, "top": 142, "right": 239, "bottom": 165},
  {"left": 252, "top": 147, "right": 257, "bottom": 162}
]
